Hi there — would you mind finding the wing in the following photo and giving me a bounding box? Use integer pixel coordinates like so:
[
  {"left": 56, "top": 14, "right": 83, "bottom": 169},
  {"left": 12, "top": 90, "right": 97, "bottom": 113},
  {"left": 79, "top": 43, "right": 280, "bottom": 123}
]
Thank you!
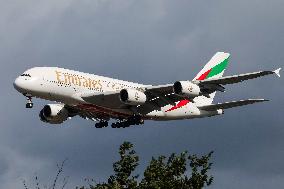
[
  {"left": 137, "top": 93, "right": 187, "bottom": 115},
  {"left": 194, "top": 68, "right": 281, "bottom": 86},
  {"left": 198, "top": 99, "right": 268, "bottom": 111},
  {"left": 134, "top": 84, "right": 191, "bottom": 115},
  {"left": 80, "top": 85, "right": 188, "bottom": 115},
  {"left": 138, "top": 68, "right": 281, "bottom": 114},
  {"left": 81, "top": 91, "right": 128, "bottom": 109}
]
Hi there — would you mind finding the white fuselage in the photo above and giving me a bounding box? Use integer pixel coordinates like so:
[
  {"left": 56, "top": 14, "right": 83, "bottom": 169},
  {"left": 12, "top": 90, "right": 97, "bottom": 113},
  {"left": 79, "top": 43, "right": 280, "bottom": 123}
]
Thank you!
[{"left": 14, "top": 67, "right": 221, "bottom": 121}]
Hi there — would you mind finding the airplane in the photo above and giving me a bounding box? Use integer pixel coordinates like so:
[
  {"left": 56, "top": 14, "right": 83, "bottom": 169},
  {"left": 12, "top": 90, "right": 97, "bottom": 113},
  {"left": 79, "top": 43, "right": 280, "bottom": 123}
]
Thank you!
[{"left": 13, "top": 52, "right": 281, "bottom": 128}]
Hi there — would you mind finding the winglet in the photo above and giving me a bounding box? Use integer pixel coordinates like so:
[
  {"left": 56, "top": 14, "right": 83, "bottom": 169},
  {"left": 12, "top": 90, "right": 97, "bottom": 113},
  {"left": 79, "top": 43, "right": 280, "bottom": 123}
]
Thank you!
[{"left": 274, "top": 68, "right": 281, "bottom": 77}]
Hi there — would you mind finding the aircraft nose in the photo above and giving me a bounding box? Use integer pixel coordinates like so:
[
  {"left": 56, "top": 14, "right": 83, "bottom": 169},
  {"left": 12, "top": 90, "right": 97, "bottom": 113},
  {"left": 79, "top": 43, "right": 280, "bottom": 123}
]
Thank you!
[
  {"left": 13, "top": 77, "right": 22, "bottom": 91},
  {"left": 13, "top": 77, "right": 27, "bottom": 93}
]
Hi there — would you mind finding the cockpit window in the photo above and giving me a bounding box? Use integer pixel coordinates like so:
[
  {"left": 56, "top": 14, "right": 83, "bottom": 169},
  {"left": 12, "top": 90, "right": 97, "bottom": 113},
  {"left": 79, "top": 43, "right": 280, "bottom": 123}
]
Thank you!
[{"left": 21, "top": 74, "right": 31, "bottom": 77}]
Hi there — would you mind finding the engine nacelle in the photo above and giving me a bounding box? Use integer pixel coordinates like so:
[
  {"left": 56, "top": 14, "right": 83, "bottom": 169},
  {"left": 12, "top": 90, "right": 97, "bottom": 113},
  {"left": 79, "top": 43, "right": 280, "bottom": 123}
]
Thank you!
[
  {"left": 173, "top": 81, "right": 201, "bottom": 98},
  {"left": 39, "top": 104, "right": 69, "bottom": 124},
  {"left": 120, "top": 89, "right": 147, "bottom": 106}
]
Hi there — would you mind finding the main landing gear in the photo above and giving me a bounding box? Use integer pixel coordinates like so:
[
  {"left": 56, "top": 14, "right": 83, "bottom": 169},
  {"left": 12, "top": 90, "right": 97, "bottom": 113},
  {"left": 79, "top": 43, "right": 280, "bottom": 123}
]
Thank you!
[
  {"left": 111, "top": 116, "right": 144, "bottom": 128},
  {"left": 25, "top": 96, "right": 33, "bottom": 109}
]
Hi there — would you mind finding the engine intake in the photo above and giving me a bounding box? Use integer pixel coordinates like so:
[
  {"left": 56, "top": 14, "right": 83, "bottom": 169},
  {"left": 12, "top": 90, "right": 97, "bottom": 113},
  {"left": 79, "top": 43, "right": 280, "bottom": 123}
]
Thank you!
[
  {"left": 39, "top": 104, "right": 69, "bottom": 124},
  {"left": 173, "top": 81, "right": 201, "bottom": 98},
  {"left": 120, "top": 89, "right": 147, "bottom": 106}
]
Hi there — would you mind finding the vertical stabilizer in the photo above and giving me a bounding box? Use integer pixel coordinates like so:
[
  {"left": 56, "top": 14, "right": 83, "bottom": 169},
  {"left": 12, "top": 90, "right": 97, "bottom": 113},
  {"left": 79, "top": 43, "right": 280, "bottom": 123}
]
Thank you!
[
  {"left": 193, "top": 52, "right": 230, "bottom": 105},
  {"left": 194, "top": 52, "right": 230, "bottom": 81}
]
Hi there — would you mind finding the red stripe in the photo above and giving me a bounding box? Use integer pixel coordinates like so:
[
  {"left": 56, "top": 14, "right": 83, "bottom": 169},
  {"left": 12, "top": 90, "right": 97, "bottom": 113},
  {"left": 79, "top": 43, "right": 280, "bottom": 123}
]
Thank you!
[
  {"left": 165, "top": 100, "right": 190, "bottom": 112},
  {"left": 197, "top": 69, "right": 212, "bottom": 80}
]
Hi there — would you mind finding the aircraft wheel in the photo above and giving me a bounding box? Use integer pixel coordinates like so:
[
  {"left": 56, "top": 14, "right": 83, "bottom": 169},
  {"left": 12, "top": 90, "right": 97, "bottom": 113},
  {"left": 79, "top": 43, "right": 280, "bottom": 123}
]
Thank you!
[
  {"left": 124, "top": 122, "right": 130, "bottom": 128},
  {"left": 26, "top": 103, "right": 33, "bottom": 109},
  {"left": 25, "top": 96, "right": 33, "bottom": 109},
  {"left": 96, "top": 121, "right": 108, "bottom": 128},
  {"left": 103, "top": 121, "right": 108, "bottom": 127},
  {"left": 139, "top": 119, "right": 144, "bottom": 125},
  {"left": 95, "top": 123, "right": 101, "bottom": 128},
  {"left": 111, "top": 123, "right": 117, "bottom": 128}
]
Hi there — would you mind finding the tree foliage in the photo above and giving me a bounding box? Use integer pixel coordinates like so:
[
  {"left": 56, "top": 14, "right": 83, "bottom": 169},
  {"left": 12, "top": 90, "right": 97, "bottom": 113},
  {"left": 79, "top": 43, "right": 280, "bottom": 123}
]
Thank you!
[
  {"left": 80, "top": 142, "right": 214, "bottom": 189},
  {"left": 23, "top": 142, "right": 214, "bottom": 189},
  {"left": 89, "top": 142, "right": 139, "bottom": 189}
]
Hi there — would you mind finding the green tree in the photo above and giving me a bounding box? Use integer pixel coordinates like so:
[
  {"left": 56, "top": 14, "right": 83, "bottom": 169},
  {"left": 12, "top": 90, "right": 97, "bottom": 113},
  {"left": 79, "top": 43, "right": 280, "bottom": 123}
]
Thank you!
[
  {"left": 83, "top": 142, "right": 214, "bottom": 189},
  {"left": 88, "top": 142, "right": 139, "bottom": 189},
  {"left": 138, "top": 151, "right": 213, "bottom": 189},
  {"left": 23, "top": 142, "right": 214, "bottom": 189}
]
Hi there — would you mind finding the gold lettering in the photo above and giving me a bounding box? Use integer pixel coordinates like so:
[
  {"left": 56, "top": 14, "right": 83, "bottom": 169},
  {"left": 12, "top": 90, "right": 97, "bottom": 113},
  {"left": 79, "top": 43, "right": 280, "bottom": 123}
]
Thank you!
[
  {"left": 56, "top": 71, "right": 104, "bottom": 90},
  {"left": 63, "top": 74, "right": 78, "bottom": 86},
  {"left": 55, "top": 71, "right": 63, "bottom": 83},
  {"left": 81, "top": 77, "right": 89, "bottom": 88},
  {"left": 63, "top": 74, "right": 69, "bottom": 84},
  {"left": 91, "top": 80, "right": 98, "bottom": 89},
  {"left": 90, "top": 79, "right": 103, "bottom": 89},
  {"left": 97, "top": 80, "right": 102, "bottom": 90},
  {"left": 73, "top": 75, "right": 81, "bottom": 86},
  {"left": 88, "top": 78, "right": 93, "bottom": 88}
]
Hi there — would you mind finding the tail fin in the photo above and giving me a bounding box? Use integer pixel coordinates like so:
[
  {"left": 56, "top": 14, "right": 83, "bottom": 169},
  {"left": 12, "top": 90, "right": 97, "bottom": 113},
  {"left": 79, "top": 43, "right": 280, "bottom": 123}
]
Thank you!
[
  {"left": 193, "top": 52, "right": 230, "bottom": 105},
  {"left": 193, "top": 52, "right": 230, "bottom": 81}
]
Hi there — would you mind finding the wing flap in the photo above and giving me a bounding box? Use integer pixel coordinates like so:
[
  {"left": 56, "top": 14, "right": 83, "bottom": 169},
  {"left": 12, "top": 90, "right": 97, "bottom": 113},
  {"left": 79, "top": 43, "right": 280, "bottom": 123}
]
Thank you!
[{"left": 198, "top": 99, "right": 268, "bottom": 111}]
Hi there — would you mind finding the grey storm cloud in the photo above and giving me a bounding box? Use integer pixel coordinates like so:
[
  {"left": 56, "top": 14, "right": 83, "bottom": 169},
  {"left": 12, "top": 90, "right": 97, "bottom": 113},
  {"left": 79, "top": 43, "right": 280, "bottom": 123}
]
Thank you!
[{"left": 0, "top": 0, "right": 284, "bottom": 188}]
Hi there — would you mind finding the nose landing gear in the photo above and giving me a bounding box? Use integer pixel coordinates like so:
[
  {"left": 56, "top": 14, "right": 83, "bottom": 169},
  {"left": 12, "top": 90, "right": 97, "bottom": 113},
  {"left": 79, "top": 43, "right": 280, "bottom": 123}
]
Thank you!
[{"left": 25, "top": 96, "right": 33, "bottom": 109}]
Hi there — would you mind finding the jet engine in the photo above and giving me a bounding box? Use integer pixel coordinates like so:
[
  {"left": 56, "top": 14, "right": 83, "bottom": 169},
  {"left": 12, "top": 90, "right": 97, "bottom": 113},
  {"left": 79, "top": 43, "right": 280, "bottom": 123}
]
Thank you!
[
  {"left": 39, "top": 104, "right": 69, "bottom": 124},
  {"left": 173, "top": 81, "right": 201, "bottom": 98},
  {"left": 120, "top": 89, "right": 147, "bottom": 105}
]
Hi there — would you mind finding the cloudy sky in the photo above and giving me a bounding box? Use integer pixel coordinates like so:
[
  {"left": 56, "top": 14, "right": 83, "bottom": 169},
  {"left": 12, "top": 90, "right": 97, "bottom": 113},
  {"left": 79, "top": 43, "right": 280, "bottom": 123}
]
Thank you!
[{"left": 0, "top": 0, "right": 283, "bottom": 188}]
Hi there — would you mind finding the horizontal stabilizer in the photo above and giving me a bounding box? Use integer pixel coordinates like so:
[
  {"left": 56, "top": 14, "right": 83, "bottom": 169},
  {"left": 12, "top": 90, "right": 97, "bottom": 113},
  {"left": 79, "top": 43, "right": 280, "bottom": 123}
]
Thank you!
[
  {"left": 194, "top": 68, "right": 280, "bottom": 85},
  {"left": 198, "top": 99, "right": 269, "bottom": 111}
]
